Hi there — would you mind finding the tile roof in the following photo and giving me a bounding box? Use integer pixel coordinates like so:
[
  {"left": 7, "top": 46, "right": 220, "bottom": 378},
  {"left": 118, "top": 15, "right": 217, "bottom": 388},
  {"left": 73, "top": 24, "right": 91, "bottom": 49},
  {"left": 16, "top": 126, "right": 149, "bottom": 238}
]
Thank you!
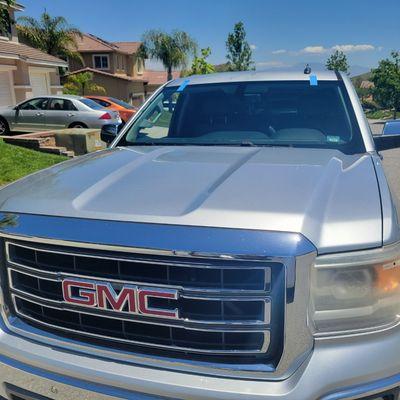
[
  {"left": 75, "top": 34, "right": 118, "bottom": 53},
  {"left": 142, "top": 70, "right": 181, "bottom": 85},
  {"left": 0, "top": 40, "right": 67, "bottom": 66},
  {"left": 113, "top": 41, "right": 141, "bottom": 54},
  {"left": 0, "top": 1, "right": 24, "bottom": 11},
  {"left": 67, "top": 67, "right": 147, "bottom": 83},
  {"left": 76, "top": 34, "right": 141, "bottom": 55}
]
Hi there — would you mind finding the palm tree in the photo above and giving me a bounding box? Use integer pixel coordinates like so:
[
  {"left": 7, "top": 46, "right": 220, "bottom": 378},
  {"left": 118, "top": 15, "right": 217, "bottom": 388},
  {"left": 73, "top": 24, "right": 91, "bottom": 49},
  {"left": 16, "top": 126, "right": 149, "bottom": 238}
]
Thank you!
[
  {"left": 17, "top": 11, "right": 82, "bottom": 62},
  {"left": 139, "top": 30, "right": 197, "bottom": 81},
  {"left": 63, "top": 72, "right": 106, "bottom": 96}
]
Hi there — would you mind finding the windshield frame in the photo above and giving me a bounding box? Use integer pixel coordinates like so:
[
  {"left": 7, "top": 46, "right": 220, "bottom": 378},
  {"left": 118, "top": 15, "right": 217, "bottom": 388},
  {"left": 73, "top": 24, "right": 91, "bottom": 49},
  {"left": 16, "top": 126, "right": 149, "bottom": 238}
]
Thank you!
[{"left": 114, "top": 79, "right": 367, "bottom": 154}]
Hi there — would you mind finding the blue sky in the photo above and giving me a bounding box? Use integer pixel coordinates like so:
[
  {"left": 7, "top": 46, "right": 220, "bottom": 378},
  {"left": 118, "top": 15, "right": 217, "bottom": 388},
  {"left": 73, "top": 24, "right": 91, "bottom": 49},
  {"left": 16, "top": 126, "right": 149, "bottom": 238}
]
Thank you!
[{"left": 21, "top": 0, "right": 399, "bottom": 75}]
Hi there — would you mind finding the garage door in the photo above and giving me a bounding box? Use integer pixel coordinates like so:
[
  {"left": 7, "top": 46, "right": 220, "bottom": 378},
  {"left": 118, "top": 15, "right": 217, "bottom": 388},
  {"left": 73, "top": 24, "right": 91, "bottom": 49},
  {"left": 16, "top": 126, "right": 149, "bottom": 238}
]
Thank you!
[
  {"left": 0, "top": 71, "right": 13, "bottom": 107},
  {"left": 30, "top": 72, "right": 49, "bottom": 97}
]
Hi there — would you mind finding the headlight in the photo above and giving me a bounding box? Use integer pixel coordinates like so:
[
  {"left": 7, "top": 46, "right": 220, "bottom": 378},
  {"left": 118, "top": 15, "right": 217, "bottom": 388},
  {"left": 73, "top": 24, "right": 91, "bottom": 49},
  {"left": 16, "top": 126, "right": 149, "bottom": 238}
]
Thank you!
[{"left": 310, "top": 241, "right": 400, "bottom": 335}]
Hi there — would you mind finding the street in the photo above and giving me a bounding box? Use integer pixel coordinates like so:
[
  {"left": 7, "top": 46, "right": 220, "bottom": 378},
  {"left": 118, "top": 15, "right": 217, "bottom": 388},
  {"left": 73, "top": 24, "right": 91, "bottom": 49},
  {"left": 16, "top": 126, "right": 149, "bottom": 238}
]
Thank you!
[
  {"left": 368, "top": 119, "right": 400, "bottom": 201},
  {"left": 381, "top": 148, "right": 400, "bottom": 203}
]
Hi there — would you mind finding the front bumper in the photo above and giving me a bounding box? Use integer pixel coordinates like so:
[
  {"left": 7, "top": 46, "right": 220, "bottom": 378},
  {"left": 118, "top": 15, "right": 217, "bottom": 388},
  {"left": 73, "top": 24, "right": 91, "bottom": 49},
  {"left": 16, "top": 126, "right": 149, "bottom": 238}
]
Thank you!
[{"left": 0, "top": 321, "right": 400, "bottom": 400}]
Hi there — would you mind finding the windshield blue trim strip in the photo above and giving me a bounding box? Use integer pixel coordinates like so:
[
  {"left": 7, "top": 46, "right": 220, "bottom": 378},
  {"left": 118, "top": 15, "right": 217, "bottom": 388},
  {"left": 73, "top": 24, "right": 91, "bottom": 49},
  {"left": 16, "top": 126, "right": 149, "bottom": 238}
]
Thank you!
[
  {"left": 309, "top": 75, "right": 318, "bottom": 86},
  {"left": 176, "top": 79, "right": 190, "bottom": 92}
]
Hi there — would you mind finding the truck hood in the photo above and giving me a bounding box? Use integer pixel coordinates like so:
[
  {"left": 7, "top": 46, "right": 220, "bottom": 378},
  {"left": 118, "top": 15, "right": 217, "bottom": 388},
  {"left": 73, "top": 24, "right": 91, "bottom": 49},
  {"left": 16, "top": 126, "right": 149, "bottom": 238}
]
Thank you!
[{"left": 0, "top": 146, "right": 382, "bottom": 253}]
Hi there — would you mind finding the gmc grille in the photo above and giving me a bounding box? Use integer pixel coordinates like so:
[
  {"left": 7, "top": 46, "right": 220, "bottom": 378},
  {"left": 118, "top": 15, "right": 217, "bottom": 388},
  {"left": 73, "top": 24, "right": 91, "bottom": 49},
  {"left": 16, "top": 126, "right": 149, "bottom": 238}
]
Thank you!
[{"left": 4, "top": 240, "right": 285, "bottom": 363}]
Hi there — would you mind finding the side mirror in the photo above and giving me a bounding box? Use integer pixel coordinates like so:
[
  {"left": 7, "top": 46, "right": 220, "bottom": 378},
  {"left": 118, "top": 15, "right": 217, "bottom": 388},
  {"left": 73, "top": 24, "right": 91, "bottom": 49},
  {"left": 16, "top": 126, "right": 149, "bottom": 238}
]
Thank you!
[
  {"left": 100, "top": 124, "right": 118, "bottom": 145},
  {"left": 374, "top": 121, "right": 400, "bottom": 151},
  {"left": 374, "top": 134, "right": 400, "bottom": 151}
]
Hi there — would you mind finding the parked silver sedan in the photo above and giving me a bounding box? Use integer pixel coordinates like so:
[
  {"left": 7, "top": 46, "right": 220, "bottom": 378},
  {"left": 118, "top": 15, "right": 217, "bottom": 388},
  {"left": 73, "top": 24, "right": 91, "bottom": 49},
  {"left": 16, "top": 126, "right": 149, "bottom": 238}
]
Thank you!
[{"left": 0, "top": 95, "right": 122, "bottom": 135}]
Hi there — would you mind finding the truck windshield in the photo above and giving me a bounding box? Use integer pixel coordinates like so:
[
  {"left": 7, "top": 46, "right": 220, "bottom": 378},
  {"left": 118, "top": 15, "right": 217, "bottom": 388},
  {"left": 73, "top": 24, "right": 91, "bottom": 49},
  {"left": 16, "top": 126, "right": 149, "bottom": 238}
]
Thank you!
[{"left": 118, "top": 80, "right": 365, "bottom": 153}]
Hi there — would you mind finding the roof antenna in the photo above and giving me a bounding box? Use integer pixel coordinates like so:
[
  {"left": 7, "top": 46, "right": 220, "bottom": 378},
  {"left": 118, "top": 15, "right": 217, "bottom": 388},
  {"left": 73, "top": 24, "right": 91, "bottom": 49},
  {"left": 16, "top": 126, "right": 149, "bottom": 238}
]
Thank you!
[{"left": 304, "top": 64, "right": 312, "bottom": 74}]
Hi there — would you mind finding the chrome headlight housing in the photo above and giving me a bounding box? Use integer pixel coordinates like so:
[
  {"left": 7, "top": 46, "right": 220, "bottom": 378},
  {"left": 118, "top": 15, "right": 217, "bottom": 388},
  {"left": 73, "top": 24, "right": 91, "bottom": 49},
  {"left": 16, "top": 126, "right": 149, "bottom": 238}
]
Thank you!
[{"left": 310, "top": 241, "right": 400, "bottom": 335}]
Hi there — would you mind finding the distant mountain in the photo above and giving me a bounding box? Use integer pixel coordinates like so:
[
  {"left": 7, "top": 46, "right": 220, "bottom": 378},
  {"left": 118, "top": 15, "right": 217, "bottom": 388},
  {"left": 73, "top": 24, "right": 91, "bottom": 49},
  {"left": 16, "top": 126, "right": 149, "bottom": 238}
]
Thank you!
[
  {"left": 350, "top": 66, "right": 372, "bottom": 78},
  {"left": 351, "top": 71, "right": 372, "bottom": 83}
]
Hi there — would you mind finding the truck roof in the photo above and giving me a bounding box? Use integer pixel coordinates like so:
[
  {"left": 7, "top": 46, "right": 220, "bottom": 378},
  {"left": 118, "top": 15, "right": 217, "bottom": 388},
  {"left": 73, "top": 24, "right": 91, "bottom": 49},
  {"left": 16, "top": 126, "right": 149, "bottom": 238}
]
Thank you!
[{"left": 168, "top": 70, "right": 340, "bottom": 87}]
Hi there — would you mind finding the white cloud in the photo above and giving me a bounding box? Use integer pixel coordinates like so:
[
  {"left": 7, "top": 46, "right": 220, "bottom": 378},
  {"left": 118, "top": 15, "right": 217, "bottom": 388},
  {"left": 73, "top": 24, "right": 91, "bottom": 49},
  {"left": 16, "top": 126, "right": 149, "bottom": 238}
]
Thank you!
[
  {"left": 272, "top": 49, "right": 287, "bottom": 54},
  {"left": 256, "top": 61, "right": 291, "bottom": 68},
  {"left": 300, "top": 46, "right": 328, "bottom": 54},
  {"left": 250, "top": 44, "right": 257, "bottom": 50},
  {"left": 297, "top": 44, "right": 376, "bottom": 55},
  {"left": 332, "top": 44, "right": 375, "bottom": 53}
]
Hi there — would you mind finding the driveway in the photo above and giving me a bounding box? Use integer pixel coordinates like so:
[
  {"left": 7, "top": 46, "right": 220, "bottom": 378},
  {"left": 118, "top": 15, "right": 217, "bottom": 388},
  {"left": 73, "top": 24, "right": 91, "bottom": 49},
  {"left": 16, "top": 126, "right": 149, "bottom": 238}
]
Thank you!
[
  {"left": 380, "top": 148, "right": 400, "bottom": 202},
  {"left": 367, "top": 119, "right": 400, "bottom": 200}
]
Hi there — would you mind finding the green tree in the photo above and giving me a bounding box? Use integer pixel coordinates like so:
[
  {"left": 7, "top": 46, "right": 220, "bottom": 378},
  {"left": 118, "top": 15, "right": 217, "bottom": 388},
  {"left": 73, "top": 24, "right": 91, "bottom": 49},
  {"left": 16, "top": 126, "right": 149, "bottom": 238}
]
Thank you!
[
  {"left": 139, "top": 30, "right": 197, "bottom": 81},
  {"left": 63, "top": 72, "right": 106, "bottom": 96},
  {"left": 356, "top": 86, "right": 372, "bottom": 102},
  {"left": 188, "top": 47, "right": 215, "bottom": 75},
  {"left": 0, "top": 0, "right": 15, "bottom": 37},
  {"left": 326, "top": 50, "right": 349, "bottom": 74},
  {"left": 226, "top": 22, "right": 254, "bottom": 71},
  {"left": 371, "top": 51, "right": 400, "bottom": 119},
  {"left": 17, "top": 11, "right": 82, "bottom": 62}
]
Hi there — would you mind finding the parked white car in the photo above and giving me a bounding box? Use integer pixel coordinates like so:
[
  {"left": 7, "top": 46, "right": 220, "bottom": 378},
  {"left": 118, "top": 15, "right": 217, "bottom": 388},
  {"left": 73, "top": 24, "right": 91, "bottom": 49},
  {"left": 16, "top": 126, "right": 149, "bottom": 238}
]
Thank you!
[{"left": 0, "top": 95, "right": 122, "bottom": 135}]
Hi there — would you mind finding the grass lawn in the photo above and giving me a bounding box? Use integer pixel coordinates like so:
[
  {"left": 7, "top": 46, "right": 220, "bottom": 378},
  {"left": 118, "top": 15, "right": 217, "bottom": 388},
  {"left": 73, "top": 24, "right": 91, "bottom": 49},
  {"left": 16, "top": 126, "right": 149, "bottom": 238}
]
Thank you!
[
  {"left": 0, "top": 140, "right": 68, "bottom": 185},
  {"left": 365, "top": 109, "right": 394, "bottom": 120}
]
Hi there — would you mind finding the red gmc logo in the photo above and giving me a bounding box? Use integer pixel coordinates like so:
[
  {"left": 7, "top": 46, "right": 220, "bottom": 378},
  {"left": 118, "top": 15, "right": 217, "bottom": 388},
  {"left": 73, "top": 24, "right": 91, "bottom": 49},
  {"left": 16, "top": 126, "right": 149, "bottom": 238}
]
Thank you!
[{"left": 62, "top": 278, "right": 179, "bottom": 319}]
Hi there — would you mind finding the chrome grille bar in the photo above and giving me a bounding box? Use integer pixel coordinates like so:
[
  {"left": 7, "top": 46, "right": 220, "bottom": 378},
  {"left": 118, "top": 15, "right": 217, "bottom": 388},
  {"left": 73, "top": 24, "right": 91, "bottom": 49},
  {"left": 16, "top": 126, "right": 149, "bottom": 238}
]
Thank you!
[
  {"left": 6, "top": 242, "right": 272, "bottom": 295},
  {"left": 12, "top": 295, "right": 270, "bottom": 354},
  {"left": 9, "top": 267, "right": 271, "bottom": 328}
]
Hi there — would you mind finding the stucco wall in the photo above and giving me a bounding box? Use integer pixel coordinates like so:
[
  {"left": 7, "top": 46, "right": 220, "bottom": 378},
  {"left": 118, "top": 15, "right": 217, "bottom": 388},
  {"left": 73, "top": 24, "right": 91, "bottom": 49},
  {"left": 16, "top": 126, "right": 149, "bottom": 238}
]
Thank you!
[
  {"left": 70, "top": 51, "right": 143, "bottom": 79},
  {"left": 13, "top": 60, "right": 29, "bottom": 85},
  {"left": 86, "top": 73, "right": 145, "bottom": 104},
  {"left": 0, "top": 58, "right": 63, "bottom": 103}
]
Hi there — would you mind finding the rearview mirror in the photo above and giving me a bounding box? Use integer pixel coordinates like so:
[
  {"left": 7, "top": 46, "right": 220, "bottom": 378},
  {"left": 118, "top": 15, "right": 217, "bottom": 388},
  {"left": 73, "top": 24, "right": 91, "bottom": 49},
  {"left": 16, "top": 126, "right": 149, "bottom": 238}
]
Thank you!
[
  {"left": 100, "top": 124, "right": 118, "bottom": 145},
  {"left": 138, "top": 119, "right": 153, "bottom": 129}
]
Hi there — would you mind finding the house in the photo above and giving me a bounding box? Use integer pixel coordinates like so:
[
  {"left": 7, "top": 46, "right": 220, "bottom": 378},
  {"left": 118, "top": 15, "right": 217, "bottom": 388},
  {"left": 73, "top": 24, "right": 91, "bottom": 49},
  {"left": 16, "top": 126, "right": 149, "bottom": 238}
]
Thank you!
[
  {"left": 0, "top": 1, "right": 67, "bottom": 107},
  {"left": 68, "top": 33, "right": 147, "bottom": 106},
  {"left": 142, "top": 70, "right": 181, "bottom": 96},
  {"left": 360, "top": 80, "right": 374, "bottom": 90},
  {"left": 67, "top": 33, "right": 180, "bottom": 106}
]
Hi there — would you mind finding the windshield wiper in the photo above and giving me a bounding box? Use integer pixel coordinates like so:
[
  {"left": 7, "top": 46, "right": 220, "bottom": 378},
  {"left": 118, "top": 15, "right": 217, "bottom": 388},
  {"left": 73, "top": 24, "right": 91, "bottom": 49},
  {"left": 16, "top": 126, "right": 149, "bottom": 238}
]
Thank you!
[
  {"left": 239, "top": 141, "right": 257, "bottom": 147},
  {"left": 127, "top": 142, "right": 191, "bottom": 146},
  {"left": 238, "top": 142, "right": 293, "bottom": 148},
  {"left": 126, "top": 141, "right": 294, "bottom": 147}
]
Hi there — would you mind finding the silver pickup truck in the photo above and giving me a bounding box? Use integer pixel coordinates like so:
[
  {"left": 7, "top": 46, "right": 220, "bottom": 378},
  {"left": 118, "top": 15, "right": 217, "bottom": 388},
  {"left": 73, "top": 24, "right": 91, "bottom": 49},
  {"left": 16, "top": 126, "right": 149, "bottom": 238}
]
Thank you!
[{"left": 0, "top": 71, "right": 400, "bottom": 400}]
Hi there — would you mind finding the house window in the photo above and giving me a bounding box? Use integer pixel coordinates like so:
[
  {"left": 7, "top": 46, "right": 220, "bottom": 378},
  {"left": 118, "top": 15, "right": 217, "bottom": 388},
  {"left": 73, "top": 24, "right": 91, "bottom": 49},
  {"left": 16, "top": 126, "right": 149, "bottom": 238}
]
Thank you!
[
  {"left": 93, "top": 54, "right": 109, "bottom": 70},
  {"left": 116, "top": 55, "right": 125, "bottom": 72},
  {"left": 137, "top": 58, "right": 144, "bottom": 75}
]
